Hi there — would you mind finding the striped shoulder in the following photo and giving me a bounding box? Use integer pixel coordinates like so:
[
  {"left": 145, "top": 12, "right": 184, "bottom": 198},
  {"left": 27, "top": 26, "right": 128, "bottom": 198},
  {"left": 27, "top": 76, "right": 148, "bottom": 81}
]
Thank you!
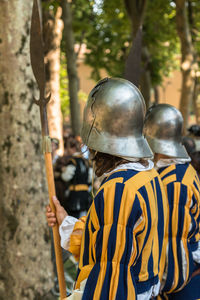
[
  {"left": 157, "top": 164, "right": 177, "bottom": 186},
  {"left": 158, "top": 163, "right": 193, "bottom": 186},
  {"left": 181, "top": 163, "right": 200, "bottom": 192},
  {"left": 97, "top": 168, "right": 159, "bottom": 194},
  {"left": 124, "top": 168, "right": 159, "bottom": 190},
  {"left": 96, "top": 169, "right": 136, "bottom": 196},
  {"left": 175, "top": 163, "right": 193, "bottom": 183},
  {"left": 158, "top": 163, "right": 199, "bottom": 188}
]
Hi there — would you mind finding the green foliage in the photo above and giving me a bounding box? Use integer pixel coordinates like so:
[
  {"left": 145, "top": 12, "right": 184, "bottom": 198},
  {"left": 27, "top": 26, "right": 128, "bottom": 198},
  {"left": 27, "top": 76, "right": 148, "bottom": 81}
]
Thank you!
[
  {"left": 189, "top": 0, "right": 200, "bottom": 63},
  {"left": 72, "top": 0, "right": 131, "bottom": 80},
  {"left": 47, "top": 0, "right": 200, "bottom": 115},
  {"left": 144, "top": 0, "right": 180, "bottom": 85},
  {"left": 41, "top": 0, "right": 60, "bottom": 14},
  {"left": 71, "top": 0, "right": 180, "bottom": 87}
]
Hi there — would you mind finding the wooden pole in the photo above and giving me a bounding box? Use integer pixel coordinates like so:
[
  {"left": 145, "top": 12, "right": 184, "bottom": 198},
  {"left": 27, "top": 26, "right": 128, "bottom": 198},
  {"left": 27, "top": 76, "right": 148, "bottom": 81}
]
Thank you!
[
  {"left": 45, "top": 152, "right": 66, "bottom": 299},
  {"left": 30, "top": 1, "right": 66, "bottom": 296}
]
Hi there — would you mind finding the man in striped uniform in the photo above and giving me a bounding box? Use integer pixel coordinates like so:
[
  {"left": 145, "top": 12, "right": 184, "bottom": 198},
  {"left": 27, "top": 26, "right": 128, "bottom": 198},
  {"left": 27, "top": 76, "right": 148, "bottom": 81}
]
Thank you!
[
  {"left": 144, "top": 104, "right": 200, "bottom": 300},
  {"left": 46, "top": 78, "right": 167, "bottom": 299}
]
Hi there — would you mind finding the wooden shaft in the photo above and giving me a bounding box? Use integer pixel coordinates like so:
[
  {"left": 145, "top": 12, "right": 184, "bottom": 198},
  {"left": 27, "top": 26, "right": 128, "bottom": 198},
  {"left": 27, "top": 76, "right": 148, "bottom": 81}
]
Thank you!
[{"left": 45, "top": 152, "right": 66, "bottom": 299}]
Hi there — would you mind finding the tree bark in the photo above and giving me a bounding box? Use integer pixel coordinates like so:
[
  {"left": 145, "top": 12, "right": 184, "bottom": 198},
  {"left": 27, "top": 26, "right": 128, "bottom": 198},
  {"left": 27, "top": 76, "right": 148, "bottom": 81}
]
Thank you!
[
  {"left": 0, "top": 1, "right": 53, "bottom": 299},
  {"left": 124, "top": 0, "right": 147, "bottom": 37},
  {"left": 175, "top": 0, "right": 195, "bottom": 133},
  {"left": 140, "top": 45, "right": 151, "bottom": 107},
  {"left": 43, "top": 5, "right": 64, "bottom": 155},
  {"left": 193, "top": 77, "right": 200, "bottom": 125},
  {"left": 124, "top": 0, "right": 148, "bottom": 87},
  {"left": 187, "top": 0, "right": 200, "bottom": 125},
  {"left": 154, "top": 86, "right": 160, "bottom": 105},
  {"left": 61, "top": 0, "right": 81, "bottom": 136}
]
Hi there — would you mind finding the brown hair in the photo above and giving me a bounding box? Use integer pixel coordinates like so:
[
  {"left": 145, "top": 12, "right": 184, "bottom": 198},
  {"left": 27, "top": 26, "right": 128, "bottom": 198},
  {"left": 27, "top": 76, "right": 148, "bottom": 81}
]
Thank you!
[
  {"left": 90, "top": 150, "right": 150, "bottom": 177},
  {"left": 90, "top": 150, "right": 130, "bottom": 177}
]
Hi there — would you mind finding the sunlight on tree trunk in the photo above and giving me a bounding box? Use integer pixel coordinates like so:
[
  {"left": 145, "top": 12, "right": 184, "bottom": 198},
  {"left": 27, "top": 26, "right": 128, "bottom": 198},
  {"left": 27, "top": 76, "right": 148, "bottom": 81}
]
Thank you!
[
  {"left": 193, "top": 77, "right": 200, "bottom": 125},
  {"left": 187, "top": 0, "right": 200, "bottom": 125},
  {"left": 175, "top": 0, "right": 195, "bottom": 133},
  {"left": 0, "top": 1, "right": 53, "bottom": 299},
  {"left": 43, "top": 5, "right": 64, "bottom": 155}
]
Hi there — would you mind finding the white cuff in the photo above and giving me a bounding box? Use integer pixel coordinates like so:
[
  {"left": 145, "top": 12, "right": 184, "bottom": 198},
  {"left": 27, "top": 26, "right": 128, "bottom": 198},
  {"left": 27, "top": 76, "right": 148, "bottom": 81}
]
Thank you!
[
  {"left": 59, "top": 216, "right": 78, "bottom": 250},
  {"left": 137, "top": 280, "right": 160, "bottom": 299},
  {"left": 192, "top": 241, "right": 200, "bottom": 264}
]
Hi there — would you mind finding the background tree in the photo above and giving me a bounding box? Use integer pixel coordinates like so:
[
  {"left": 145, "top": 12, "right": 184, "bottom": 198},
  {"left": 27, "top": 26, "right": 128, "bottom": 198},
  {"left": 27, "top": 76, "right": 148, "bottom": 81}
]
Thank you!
[
  {"left": 77, "top": 0, "right": 179, "bottom": 106},
  {"left": 142, "top": 0, "right": 179, "bottom": 105},
  {"left": 61, "top": 0, "right": 81, "bottom": 135},
  {"left": 175, "top": 0, "right": 196, "bottom": 133},
  {"left": 75, "top": 0, "right": 131, "bottom": 81},
  {"left": 0, "top": 0, "right": 54, "bottom": 299},
  {"left": 123, "top": 0, "right": 147, "bottom": 87},
  {"left": 187, "top": 0, "right": 200, "bottom": 124}
]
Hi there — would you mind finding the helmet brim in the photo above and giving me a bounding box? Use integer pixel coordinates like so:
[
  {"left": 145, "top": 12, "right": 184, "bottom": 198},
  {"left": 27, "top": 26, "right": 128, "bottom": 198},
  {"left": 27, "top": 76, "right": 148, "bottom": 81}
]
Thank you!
[
  {"left": 82, "top": 129, "right": 153, "bottom": 160},
  {"left": 146, "top": 136, "right": 189, "bottom": 159}
]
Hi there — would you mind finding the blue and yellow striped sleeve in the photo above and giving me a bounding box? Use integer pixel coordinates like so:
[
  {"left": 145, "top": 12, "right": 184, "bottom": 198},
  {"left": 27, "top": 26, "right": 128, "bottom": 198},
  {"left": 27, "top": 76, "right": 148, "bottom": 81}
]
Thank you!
[
  {"left": 188, "top": 182, "right": 200, "bottom": 251},
  {"left": 78, "top": 180, "right": 147, "bottom": 300},
  {"left": 182, "top": 165, "right": 200, "bottom": 247},
  {"left": 163, "top": 180, "right": 200, "bottom": 292}
]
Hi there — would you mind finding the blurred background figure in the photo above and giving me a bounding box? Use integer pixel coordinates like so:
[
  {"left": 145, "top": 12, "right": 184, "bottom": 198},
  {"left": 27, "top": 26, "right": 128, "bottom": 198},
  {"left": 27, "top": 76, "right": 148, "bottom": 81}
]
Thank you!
[
  {"left": 188, "top": 124, "right": 200, "bottom": 137},
  {"left": 182, "top": 136, "right": 196, "bottom": 157},
  {"left": 60, "top": 134, "right": 92, "bottom": 218},
  {"left": 190, "top": 151, "right": 200, "bottom": 177},
  {"left": 63, "top": 123, "right": 72, "bottom": 139},
  {"left": 53, "top": 136, "right": 71, "bottom": 206},
  {"left": 183, "top": 125, "right": 200, "bottom": 178}
]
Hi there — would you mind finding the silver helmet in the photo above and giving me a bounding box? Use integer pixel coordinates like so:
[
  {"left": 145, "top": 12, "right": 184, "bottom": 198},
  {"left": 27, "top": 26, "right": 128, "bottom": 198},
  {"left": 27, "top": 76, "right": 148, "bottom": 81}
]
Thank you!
[
  {"left": 81, "top": 77, "right": 153, "bottom": 160},
  {"left": 143, "top": 104, "right": 189, "bottom": 159}
]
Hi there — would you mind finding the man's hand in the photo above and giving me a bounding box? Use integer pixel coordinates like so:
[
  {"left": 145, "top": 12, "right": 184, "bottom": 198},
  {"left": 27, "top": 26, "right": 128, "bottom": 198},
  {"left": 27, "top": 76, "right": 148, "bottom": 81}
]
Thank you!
[{"left": 46, "top": 196, "right": 68, "bottom": 227}]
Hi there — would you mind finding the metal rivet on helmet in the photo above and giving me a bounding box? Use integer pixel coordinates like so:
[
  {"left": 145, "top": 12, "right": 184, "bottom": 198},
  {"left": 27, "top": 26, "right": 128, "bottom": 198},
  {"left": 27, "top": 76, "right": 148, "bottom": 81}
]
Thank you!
[{"left": 81, "top": 77, "right": 153, "bottom": 160}]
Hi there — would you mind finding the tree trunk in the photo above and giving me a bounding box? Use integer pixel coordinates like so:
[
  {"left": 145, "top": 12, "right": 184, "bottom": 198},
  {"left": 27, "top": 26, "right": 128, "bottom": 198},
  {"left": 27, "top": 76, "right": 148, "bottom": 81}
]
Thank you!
[
  {"left": 140, "top": 70, "right": 151, "bottom": 108},
  {"left": 175, "top": 0, "right": 195, "bottom": 133},
  {"left": 124, "top": 0, "right": 148, "bottom": 87},
  {"left": 193, "top": 77, "right": 200, "bottom": 125},
  {"left": 154, "top": 86, "right": 160, "bottom": 104},
  {"left": 61, "top": 0, "right": 81, "bottom": 136},
  {"left": 140, "top": 45, "right": 151, "bottom": 107},
  {"left": 187, "top": 0, "right": 200, "bottom": 125},
  {"left": 124, "top": 0, "right": 147, "bottom": 37},
  {"left": 0, "top": 1, "right": 54, "bottom": 299},
  {"left": 43, "top": 5, "right": 64, "bottom": 155}
]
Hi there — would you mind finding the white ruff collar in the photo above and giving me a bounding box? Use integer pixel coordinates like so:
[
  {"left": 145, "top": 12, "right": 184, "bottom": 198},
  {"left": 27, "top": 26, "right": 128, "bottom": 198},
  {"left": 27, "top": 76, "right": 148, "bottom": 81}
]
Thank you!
[
  {"left": 104, "top": 160, "right": 154, "bottom": 176},
  {"left": 155, "top": 158, "right": 191, "bottom": 170}
]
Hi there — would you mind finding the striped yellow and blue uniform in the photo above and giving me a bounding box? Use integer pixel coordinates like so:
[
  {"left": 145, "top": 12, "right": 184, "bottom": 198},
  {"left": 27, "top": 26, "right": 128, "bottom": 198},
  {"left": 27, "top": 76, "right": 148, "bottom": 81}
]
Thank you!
[
  {"left": 157, "top": 163, "right": 200, "bottom": 297},
  {"left": 69, "top": 168, "right": 167, "bottom": 300}
]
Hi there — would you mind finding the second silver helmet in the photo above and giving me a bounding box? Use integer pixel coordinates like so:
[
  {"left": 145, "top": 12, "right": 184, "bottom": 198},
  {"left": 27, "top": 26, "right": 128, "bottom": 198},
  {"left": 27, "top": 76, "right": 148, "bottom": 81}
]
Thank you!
[
  {"left": 81, "top": 77, "right": 153, "bottom": 160},
  {"left": 143, "top": 104, "right": 189, "bottom": 159}
]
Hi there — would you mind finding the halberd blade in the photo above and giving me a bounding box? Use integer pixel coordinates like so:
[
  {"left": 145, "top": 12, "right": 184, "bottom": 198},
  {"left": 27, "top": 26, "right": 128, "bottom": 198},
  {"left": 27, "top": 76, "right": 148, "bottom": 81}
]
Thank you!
[{"left": 30, "top": 0, "right": 46, "bottom": 97}]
